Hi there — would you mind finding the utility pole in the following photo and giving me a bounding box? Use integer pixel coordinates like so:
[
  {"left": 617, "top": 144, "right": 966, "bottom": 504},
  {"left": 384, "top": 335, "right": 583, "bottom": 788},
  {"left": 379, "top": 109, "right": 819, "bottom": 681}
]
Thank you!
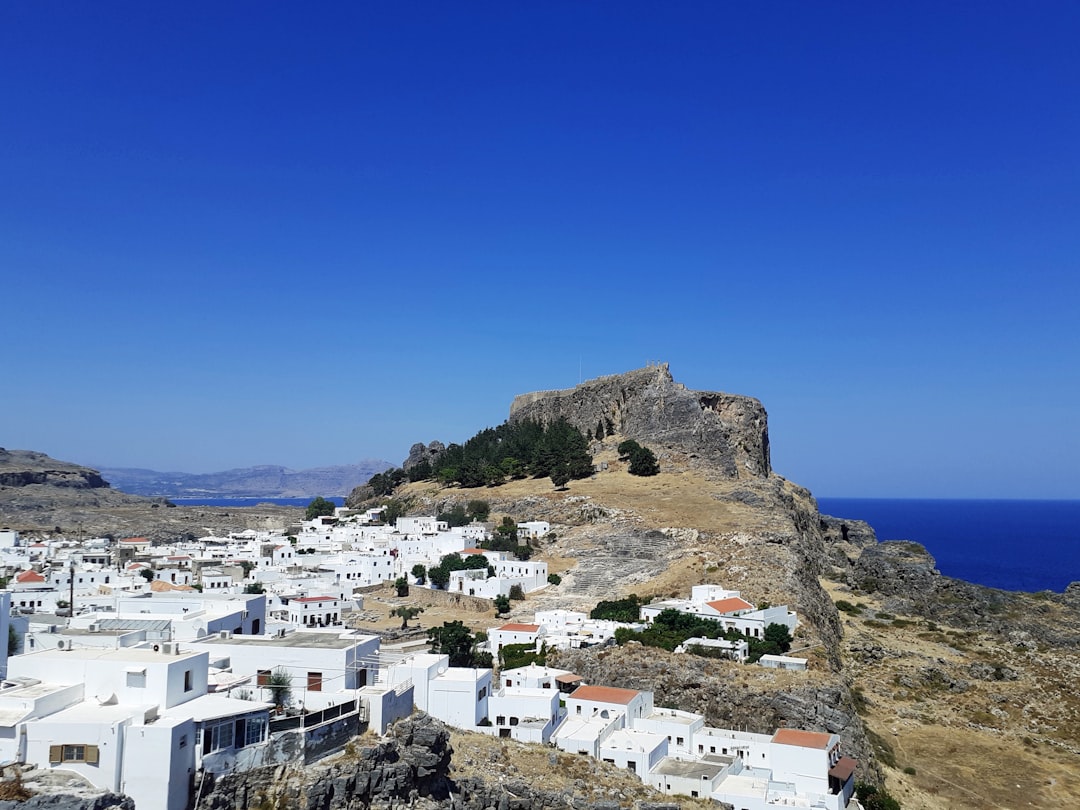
[{"left": 68, "top": 559, "right": 75, "bottom": 624}]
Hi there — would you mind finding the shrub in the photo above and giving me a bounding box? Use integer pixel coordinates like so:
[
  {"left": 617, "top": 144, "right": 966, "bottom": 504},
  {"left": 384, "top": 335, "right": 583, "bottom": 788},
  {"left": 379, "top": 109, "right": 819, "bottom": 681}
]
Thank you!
[{"left": 547, "top": 573, "right": 562, "bottom": 586}]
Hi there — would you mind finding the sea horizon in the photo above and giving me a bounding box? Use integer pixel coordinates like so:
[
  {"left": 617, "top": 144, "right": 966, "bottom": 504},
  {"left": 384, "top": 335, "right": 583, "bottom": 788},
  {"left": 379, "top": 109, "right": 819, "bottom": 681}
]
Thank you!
[{"left": 818, "top": 497, "right": 1079, "bottom": 594}]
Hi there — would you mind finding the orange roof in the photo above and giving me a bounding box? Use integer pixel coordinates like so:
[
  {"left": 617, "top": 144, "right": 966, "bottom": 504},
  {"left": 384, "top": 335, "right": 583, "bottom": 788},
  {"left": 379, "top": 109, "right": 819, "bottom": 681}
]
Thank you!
[
  {"left": 461, "top": 548, "right": 487, "bottom": 555},
  {"left": 15, "top": 569, "right": 45, "bottom": 583},
  {"left": 706, "top": 597, "right": 754, "bottom": 615},
  {"left": 498, "top": 623, "right": 540, "bottom": 633},
  {"left": 569, "top": 684, "right": 640, "bottom": 705},
  {"left": 772, "top": 729, "right": 833, "bottom": 749},
  {"left": 555, "top": 672, "right": 583, "bottom": 683},
  {"left": 293, "top": 595, "right": 337, "bottom": 603},
  {"left": 120, "top": 537, "right": 149, "bottom": 544}
]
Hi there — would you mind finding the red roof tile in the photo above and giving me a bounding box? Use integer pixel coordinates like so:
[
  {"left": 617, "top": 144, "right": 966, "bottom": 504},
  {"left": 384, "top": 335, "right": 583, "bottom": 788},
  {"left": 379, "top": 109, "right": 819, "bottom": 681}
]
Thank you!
[
  {"left": 497, "top": 623, "right": 540, "bottom": 633},
  {"left": 705, "top": 597, "right": 754, "bottom": 615},
  {"left": 15, "top": 569, "right": 45, "bottom": 583},
  {"left": 772, "top": 729, "right": 833, "bottom": 749},
  {"left": 569, "top": 685, "right": 640, "bottom": 705}
]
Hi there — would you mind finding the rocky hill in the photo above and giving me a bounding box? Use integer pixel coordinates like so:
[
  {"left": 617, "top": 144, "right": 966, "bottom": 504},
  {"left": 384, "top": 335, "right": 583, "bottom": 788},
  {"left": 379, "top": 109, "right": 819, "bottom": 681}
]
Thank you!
[
  {"left": 98, "top": 460, "right": 393, "bottom": 498},
  {"left": 509, "top": 363, "right": 770, "bottom": 477}
]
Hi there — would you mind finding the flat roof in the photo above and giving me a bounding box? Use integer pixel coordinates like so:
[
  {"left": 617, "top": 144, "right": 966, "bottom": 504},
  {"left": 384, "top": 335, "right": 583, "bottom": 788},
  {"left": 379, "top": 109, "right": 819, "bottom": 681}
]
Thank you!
[
  {"left": 198, "top": 631, "right": 376, "bottom": 650},
  {"left": 17, "top": 647, "right": 202, "bottom": 663},
  {"left": 653, "top": 756, "right": 730, "bottom": 778},
  {"left": 162, "top": 694, "right": 271, "bottom": 722}
]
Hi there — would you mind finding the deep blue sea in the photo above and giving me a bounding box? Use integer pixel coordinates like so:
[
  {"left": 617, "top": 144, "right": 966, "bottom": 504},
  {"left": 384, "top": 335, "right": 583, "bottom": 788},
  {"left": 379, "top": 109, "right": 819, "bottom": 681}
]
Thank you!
[
  {"left": 168, "top": 496, "right": 345, "bottom": 508},
  {"left": 817, "top": 498, "right": 1080, "bottom": 594}
]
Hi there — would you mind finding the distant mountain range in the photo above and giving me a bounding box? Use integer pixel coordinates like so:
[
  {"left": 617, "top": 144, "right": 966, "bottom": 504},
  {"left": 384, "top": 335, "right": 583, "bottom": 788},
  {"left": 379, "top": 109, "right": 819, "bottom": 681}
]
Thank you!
[{"left": 97, "top": 461, "right": 394, "bottom": 499}]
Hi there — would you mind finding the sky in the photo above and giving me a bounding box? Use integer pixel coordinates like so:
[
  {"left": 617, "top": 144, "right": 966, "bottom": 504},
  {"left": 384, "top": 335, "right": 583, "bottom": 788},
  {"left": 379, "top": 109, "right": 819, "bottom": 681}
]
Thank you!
[{"left": 2, "top": 2, "right": 1078, "bottom": 499}]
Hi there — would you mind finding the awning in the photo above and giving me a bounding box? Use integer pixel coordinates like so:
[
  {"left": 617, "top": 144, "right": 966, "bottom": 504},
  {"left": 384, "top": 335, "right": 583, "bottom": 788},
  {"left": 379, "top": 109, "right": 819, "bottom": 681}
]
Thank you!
[{"left": 829, "top": 756, "right": 858, "bottom": 782}]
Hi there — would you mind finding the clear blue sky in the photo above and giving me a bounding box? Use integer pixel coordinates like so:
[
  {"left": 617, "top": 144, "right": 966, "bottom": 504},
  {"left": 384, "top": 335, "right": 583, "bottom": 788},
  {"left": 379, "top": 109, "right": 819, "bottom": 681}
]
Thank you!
[{"left": 2, "top": 2, "right": 1077, "bottom": 499}]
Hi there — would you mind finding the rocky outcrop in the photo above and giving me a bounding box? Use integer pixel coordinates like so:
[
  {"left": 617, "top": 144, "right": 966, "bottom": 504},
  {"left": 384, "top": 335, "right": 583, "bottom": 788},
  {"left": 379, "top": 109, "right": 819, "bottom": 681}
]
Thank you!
[
  {"left": 0, "top": 449, "right": 110, "bottom": 490},
  {"left": 851, "top": 541, "right": 1080, "bottom": 648},
  {"left": 509, "top": 364, "right": 770, "bottom": 478},
  {"left": 0, "top": 794, "right": 133, "bottom": 810},
  {"left": 403, "top": 441, "right": 445, "bottom": 471},
  {"left": 196, "top": 715, "right": 688, "bottom": 810}
]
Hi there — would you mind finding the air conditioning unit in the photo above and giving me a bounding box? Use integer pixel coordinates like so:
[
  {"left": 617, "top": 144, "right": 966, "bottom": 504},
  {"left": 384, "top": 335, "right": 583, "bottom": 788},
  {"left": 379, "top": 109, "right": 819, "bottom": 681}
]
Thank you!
[
  {"left": 161, "top": 642, "right": 174, "bottom": 655},
  {"left": 88, "top": 624, "right": 100, "bottom": 633},
  {"left": 218, "top": 630, "right": 230, "bottom": 639},
  {"left": 55, "top": 639, "right": 67, "bottom": 650}
]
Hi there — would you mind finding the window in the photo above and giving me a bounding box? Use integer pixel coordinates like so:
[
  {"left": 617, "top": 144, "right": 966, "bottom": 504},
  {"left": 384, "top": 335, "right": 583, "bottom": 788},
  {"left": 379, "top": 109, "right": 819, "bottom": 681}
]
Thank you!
[
  {"left": 205, "top": 720, "right": 234, "bottom": 752},
  {"left": 49, "top": 744, "right": 99, "bottom": 765},
  {"left": 179, "top": 735, "right": 188, "bottom": 748},
  {"left": 496, "top": 716, "right": 505, "bottom": 726},
  {"left": 677, "top": 737, "right": 684, "bottom": 746},
  {"left": 627, "top": 760, "right": 637, "bottom": 773},
  {"left": 239, "top": 716, "right": 266, "bottom": 747},
  {"left": 307, "top": 672, "right": 323, "bottom": 692},
  {"left": 184, "top": 670, "right": 193, "bottom": 692},
  {"left": 257, "top": 669, "right": 271, "bottom": 686}
]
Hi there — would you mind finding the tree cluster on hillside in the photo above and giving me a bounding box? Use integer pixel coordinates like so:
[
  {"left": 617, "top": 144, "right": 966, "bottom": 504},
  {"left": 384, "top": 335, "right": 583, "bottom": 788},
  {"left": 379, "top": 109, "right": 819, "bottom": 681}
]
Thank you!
[
  {"left": 432, "top": 418, "right": 593, "bottom": 488},
  {"left": 610, "top": 608, "right": 793, "bottom": 664},
  {"left": 590, "top": 594, "right": 645, "bottom": 622},
  {"left": 367, "top": 468, "right": 407, "bottom": 497},
  {"left": 617, "top": 439, "right": 660, "bottom": 477}
]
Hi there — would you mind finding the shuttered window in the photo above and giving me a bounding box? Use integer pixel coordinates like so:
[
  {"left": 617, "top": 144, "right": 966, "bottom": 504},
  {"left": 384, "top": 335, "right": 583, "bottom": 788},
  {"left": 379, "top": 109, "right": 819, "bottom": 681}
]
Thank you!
[{"left": 49, "top": 744, "right": 99, "bottom": 764}]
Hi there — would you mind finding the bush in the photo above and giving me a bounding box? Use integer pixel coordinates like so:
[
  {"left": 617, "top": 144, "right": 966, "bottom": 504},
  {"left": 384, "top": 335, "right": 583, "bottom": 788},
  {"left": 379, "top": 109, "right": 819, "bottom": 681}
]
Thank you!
[
  {"left": 547, "top": 573, "right": 561, "bottom": 586},
  {"left": 835, "top": 600, "right": 861, "bottom": 615},
  {"left": 628, "top": 445, "right": 660, "bottom": 476},
  {"left": 305, "top": 496, "right": 337, "bottom": 520},
  {"left": 509, "top": 584, "right": 525, "bottom": 600}
]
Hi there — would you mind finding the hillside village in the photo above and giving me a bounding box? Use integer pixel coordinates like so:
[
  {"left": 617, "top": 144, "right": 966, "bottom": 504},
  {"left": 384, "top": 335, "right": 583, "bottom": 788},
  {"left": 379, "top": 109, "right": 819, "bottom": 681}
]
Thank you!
[{"left": 0, "top": 509, "right": 859, "bottom": 810}]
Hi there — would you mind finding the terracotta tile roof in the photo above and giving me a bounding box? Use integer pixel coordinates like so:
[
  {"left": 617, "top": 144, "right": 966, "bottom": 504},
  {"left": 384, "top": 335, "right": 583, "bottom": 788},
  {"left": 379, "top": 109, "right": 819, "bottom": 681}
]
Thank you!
[
  {"left": 497, "top": 623, "right": 540, "bottom": 633},
  {"left": 555, "top": 673, "right": 583, "bottom": 684},
  {"left": 293, "top": 595, "right": 337, "bottom": 603},
  {"left": 15, "top": 569, "right": 45, "bottom": 583},
  {"left": 705, "top": 597, "right": 754, "bottom": 614},
  {"left": 829, "top": 756, "right": 858, "bottom": 781},
  {"left": 569, "top": 684, "right": 640, "bottom": 705},
  {"left": 772, "top": 728, "right": 833, "bottom": 749},
  {"left": 461, "top": 548, "right": 487, "bottom": 554},
  {"left": 120, "top": 537, "right": 149, "bottom": 544}
]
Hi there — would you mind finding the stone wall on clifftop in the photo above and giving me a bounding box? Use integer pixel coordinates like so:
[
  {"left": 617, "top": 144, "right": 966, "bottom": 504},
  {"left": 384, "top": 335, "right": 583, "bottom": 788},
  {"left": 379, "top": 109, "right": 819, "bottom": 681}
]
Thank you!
[{"left": 509, "top": 364, "right": 770, "bottom": 478}]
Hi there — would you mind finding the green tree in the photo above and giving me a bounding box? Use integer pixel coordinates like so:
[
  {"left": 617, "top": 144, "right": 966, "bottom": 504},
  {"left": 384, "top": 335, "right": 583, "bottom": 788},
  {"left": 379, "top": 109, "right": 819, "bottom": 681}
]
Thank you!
[
  {"left": 266, "top": 667, "right": 292, "bottom": 711},
  {"left": 407, "top": 460, "right": 432, "bottom": 482},
  {"left": 305, "top": 496, "right": 337, "bottom": 520},
  {"left": 391, "top": 605, "right": 423, "bottom": 629},
  {"left": 547, "top": 573, "right": 562, "bottom": 586},
  {"left": 8, "top": 625, "right": 19, "bottom": 656},
  {"left": 628, "top": 445, "right": 660, "bottom": 476},
  {"left": 243, "top": 582, "right": 265, "bottom": 594},
  {"left": 139, "top": 568, "right": 154, "bottom": 582},
  {"left": 411, "top": 563, "right": 427, "bottom": 585},
  {"left": 493, "top": 594, "right": 511, "bottom": 616},
  {"left": 467, "top": 500, "right": 491, "bottom": 522},
  {"left": 394, "top": 577, "right": 409, "bottom": 597},
  {"left": 427, "top": 621, "right": 481, "bottom": 667},
  {"left": 617, "top": 439, "right": 641, "bottom": 458},
  {"left": 596, "top": 420, "right": 606, "bottom": 441},
  {"left": 550, "top": 463, "right": 571, "bottom": 490},
  {"left": 428, "top": 565, "right": 450, "bottom": 589},
  {"left": 381, "top": 497, "right": 411, "bottom": 526},
  {"left": 509, "top": 584, "right": 525, "bottom": 601}
]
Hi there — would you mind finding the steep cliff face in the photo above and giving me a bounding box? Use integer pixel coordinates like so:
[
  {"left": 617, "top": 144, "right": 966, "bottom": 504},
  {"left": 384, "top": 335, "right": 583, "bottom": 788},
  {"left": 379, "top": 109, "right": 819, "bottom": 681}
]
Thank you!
[{"left": 509, "top": 364, "right": 770, "bottom": 478}]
